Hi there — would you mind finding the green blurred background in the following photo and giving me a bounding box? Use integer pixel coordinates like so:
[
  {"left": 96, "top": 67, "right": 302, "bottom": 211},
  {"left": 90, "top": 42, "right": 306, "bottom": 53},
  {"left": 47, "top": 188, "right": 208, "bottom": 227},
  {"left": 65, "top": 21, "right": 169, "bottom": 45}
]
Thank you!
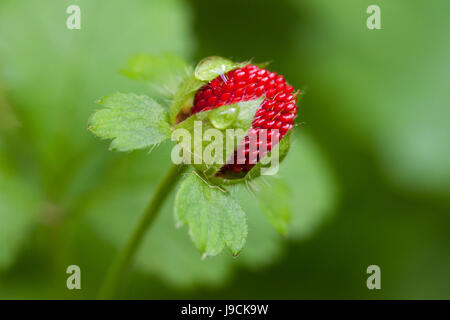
[{"left": 0, "top": 0, "right": 449, "bottom": 299}]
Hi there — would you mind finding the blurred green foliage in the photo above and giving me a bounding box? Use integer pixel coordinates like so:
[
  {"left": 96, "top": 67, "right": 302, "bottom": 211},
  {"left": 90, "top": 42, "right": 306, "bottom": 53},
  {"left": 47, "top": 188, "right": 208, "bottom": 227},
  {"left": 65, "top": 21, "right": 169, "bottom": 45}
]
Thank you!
[{"left": 0, "top": 0, "right": 449, "bottom": 299}]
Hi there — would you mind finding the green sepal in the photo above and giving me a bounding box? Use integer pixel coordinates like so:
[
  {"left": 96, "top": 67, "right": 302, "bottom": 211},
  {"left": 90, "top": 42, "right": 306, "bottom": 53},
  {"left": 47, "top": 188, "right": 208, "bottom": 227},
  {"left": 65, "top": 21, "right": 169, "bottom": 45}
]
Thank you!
[
  {"left": 194, "top": 56, "right": 249, "bottom": 82},
  {"left": 173, "top": 97, "right": 264, "bottom": 177},
  {"left": 213, "top": 131, "right": 293, "bottom": 185},
  {"left": 169, "top": 56, "right": 249, "bottom": 125},
  {"left": 169, "top": 74, "right": 205, "bottom": 125}
]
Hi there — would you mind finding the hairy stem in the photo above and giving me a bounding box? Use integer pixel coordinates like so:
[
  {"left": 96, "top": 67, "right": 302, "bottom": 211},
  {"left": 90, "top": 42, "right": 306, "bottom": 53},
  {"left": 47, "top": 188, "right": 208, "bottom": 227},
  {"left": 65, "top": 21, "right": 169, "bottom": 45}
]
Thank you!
[{"left": 98, "top": 164, "right": 185, "bottom": 299}]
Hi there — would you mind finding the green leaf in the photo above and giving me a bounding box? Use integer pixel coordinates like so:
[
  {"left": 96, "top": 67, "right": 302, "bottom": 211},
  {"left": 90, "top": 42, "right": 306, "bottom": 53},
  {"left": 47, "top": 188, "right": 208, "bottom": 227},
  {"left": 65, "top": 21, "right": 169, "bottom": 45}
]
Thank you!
[
  {"left": 251, "top": 178, "right": 292, "bottom": 235},
  {"left": 282, "top": 131, "right": 337, "bottom": 239},
  {"left": 82, "top": 144, "right": 279, "bottom": 288},
  {"left": 194, "top": 56, "right": 248, "bottom": 82},
  {"left": 174, "top": 173, "right": 247, "bottom": 257},
  {"left": 83, "top": 131, "right": 336, "bottom": 288},
  {"left": 83, "top": 146, "right": 233, "bottom": 288},
  {"left": 231, "top": 184, "right": 285, "bottom": 267},
  {"left": 121, "top": 53, "right": 188, "bottom": 90},
  {"left": 241, "top": 131, "right": 336, "bottom": 238},
  {"left": 174, "top": 97, "right": 263, "bottom": 176},
  {"left": 88, "top": 93, "right": 171, "bottom": 152}
]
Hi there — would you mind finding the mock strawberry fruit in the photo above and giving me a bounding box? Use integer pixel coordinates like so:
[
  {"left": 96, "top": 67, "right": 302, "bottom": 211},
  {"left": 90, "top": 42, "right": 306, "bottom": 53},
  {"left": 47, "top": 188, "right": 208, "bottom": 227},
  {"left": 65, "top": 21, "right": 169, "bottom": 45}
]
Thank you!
[{"left": 191, "top": 64, "right": 298, "bottom": 175}]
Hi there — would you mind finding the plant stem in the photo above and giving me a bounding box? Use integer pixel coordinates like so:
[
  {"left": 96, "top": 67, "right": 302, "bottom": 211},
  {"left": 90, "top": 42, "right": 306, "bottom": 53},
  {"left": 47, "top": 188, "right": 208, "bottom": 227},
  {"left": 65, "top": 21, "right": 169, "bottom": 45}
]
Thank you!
[{"left": 97, "top": 164, "right": 185, "bottom": 299}]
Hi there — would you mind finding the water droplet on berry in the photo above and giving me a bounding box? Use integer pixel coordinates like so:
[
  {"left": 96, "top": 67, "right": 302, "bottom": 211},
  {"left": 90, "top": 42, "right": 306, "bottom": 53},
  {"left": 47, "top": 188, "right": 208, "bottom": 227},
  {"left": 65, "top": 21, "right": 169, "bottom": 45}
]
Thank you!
[{"left": 209, "top": 105, "right": 239, "bottom": 129}]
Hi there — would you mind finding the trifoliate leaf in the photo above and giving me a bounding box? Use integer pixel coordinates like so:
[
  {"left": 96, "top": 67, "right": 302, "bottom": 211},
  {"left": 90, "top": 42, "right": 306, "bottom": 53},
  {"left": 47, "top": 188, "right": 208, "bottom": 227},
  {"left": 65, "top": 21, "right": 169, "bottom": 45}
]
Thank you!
[
  {"left": 82, "top": 144, "right": 280, "bottom": 288},
  {"left": 194, "top": 56, "right": 248, "bottom": 82},
  {"left": 121, "top": 53, "right": 188, "bottom": 91},
  {"left": 88, "top": 93, "right": 171, "bottom": 152},
  {"left": 174, "top": 173, "right": 247, "bottom": 257},
  {"left": 83, "top": 132, "right": 336, "bottom": 289},
  {"left": 83, "top": 145, "right": 233, "bottom": 288}
]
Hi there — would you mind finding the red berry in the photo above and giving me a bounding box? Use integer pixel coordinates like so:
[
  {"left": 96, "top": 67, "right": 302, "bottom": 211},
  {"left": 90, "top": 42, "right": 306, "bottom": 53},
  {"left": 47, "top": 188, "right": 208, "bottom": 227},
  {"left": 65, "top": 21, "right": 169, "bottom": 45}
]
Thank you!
[{"left": 191, "top": 64, "right": 298, "bottom": 175}]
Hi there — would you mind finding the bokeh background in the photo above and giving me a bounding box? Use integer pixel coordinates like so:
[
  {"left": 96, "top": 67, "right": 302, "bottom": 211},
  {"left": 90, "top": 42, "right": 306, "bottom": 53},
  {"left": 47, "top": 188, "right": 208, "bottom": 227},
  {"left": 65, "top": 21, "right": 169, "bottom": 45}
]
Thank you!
[{"left": 0, "top": 0, "right": 449, "bottom": 299}]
